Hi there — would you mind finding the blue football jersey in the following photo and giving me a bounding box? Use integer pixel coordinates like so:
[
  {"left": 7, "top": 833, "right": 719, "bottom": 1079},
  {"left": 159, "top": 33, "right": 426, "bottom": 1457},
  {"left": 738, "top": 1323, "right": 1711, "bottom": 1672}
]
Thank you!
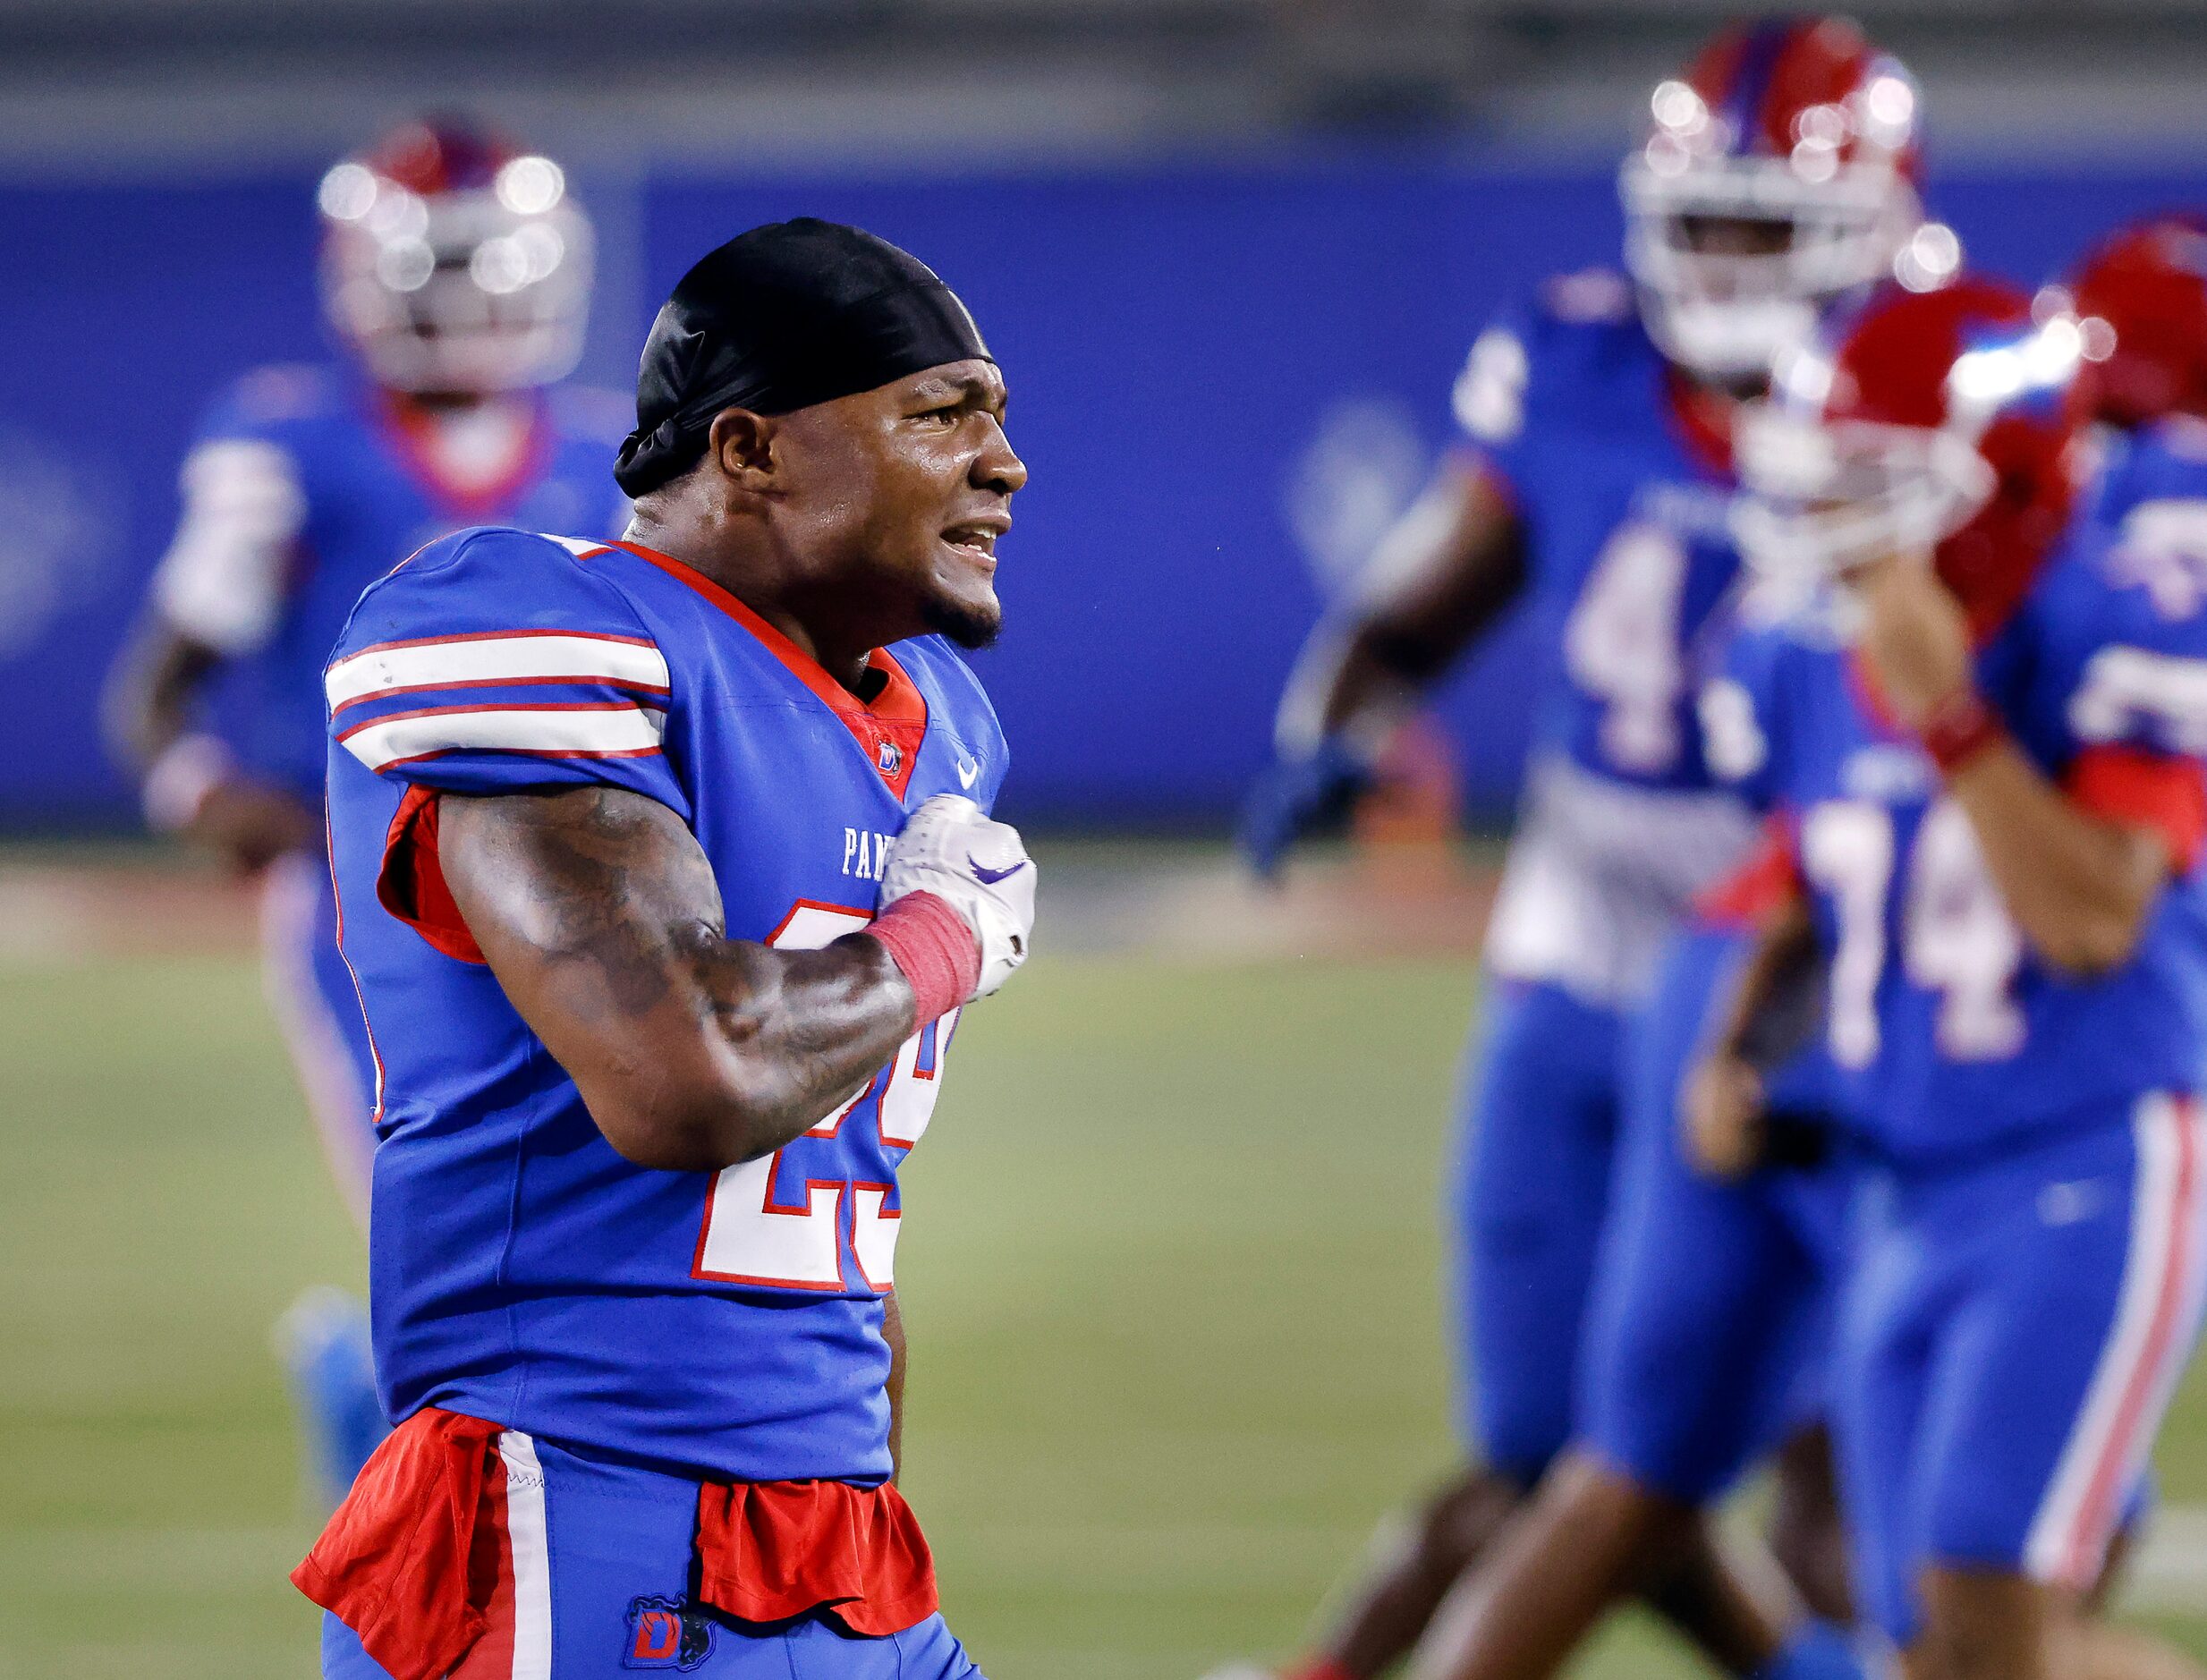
[
  {"left": 2085, "top": 414, "right": 2207, "bottom": 536},
  {"left": 1455, "top": 273, "right": 1761, "bottom": 1004},
  {"left": 1453, "top": 270, "right": 1745, "bottom": 794},
  {"left": 154, "top": 364, "right": 631, "bottom": 801},
  {"left": 323, "top": 527, "right": 1010, "bottom": 1485},
  {"left": 2075, "top": 420, "right": 2207, "bottom": 658},
  {"left": 1702, "top": 534, "right": 2207, "bottom": 1163}
]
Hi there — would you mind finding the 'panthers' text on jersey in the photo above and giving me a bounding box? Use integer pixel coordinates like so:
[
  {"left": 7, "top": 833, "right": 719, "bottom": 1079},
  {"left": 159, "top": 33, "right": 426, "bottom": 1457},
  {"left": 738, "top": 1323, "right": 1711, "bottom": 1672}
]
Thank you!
[
  {"left": 1702, "top": 531, "right": 2207, "bottom": 1163},
  {"left": 1456, "top": 271, "right": 1758, "bottom": 1002},
  {"left": 324, "top": 527, "right": 1008, "bottom": 1484},
  {"left": 155, "top": 365, "right": 632, "bottom": 800}
]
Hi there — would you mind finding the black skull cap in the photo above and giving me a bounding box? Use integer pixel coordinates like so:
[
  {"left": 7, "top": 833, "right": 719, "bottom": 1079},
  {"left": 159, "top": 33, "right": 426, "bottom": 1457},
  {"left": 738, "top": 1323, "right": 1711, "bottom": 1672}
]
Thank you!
[{"left": 614, "top": 217, "right": 993, "bottom": 497}]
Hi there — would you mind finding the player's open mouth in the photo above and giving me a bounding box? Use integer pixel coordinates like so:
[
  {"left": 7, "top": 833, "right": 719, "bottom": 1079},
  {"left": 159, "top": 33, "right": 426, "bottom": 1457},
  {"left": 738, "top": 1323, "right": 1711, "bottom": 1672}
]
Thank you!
[{"left": 941, "top": 519, "right": 1007, "bottom": 563}]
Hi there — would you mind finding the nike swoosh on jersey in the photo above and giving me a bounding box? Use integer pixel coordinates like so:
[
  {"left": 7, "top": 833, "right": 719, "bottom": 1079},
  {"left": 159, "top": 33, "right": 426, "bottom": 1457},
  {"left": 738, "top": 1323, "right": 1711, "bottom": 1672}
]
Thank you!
[{"left": 956, "top": 757, "right": 981, "bottom": 789}]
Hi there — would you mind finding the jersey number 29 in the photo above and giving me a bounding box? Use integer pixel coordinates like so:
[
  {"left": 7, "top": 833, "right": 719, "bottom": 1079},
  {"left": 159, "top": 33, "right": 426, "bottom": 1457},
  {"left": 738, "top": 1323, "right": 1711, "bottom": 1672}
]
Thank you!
[{"left": 692, "top": 902, "right": 955, "bottom": 1293}]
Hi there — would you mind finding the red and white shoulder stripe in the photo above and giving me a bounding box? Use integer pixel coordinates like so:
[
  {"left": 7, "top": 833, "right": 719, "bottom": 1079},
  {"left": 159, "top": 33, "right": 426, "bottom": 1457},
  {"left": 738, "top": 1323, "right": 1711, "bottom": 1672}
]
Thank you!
[
  {"left": 334, "top": 698, "right": 669, "bottom": 774},
  {"left": 327, "top": 533, "right": 670, "bottom": 775},
  {"left": 326, "top": 627, "right": 670, "bottom": 712}
]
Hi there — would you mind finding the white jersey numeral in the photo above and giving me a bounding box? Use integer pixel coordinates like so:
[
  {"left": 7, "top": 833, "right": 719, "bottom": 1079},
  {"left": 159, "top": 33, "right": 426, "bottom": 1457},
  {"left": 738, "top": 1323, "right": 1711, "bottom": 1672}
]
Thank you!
[
  {"left": 1565, "top": 522, "right": 1689, "bottom": 774},
  {"left": 1800, "top": 798, "right": 2027, "bottom": 1069},
  {"left": 694, "top": 1157, "right": 849, "bottom": 1288},
  {"left": 1801, "top": 801, "right": 1893, "bottom": 1070},
  {"left": 1903, "top": 801, "right": 2027, "bottom": 1060},
  {"left": 2114, "top": 497, "right": 2207, "bottom": 620},
  {"left": 692, "top": 901, "right": 956, "bottom": 1292}
]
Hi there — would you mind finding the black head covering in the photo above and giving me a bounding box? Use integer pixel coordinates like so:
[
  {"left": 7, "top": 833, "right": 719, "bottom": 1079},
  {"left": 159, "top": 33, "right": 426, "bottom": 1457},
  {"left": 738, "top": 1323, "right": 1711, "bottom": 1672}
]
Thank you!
[{"left": 614, "top": 217, "right": 993, "bottom": 497}]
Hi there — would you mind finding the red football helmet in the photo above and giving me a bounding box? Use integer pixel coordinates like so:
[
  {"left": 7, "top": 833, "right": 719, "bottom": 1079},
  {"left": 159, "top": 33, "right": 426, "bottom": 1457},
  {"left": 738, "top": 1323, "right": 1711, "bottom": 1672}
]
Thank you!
[
  {"left": 1619, "top": 16, "right": 1953, "bottom": 384},
  {"left": 1736, "top": 277, "right": 2091, "bottom": 636},
  {"left": 2060, "top": 214, "right": 2207, "bottom": 432},
  {"left": 318, "top": 118, "right": 593, "bottom": 396}
]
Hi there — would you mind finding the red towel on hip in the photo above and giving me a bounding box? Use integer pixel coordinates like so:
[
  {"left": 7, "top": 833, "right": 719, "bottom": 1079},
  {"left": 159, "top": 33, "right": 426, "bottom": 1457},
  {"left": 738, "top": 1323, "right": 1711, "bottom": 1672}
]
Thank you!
[{"left": 294, "top": 1406, "right": 941, "bottom": 1679}]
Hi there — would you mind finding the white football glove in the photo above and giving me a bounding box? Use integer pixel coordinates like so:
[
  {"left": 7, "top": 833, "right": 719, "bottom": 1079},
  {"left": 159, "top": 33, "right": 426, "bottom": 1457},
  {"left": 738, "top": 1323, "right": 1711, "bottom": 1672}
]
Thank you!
[{"left": 880, "top": 793, "right": 1037, "bottom": 997}]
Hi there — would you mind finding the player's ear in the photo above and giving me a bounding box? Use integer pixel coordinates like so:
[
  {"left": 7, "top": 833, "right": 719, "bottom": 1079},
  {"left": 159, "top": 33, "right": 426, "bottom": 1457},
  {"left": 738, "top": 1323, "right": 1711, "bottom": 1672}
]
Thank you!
[{"left": 706, "top": 407, "right": 779, "bottom": 496}]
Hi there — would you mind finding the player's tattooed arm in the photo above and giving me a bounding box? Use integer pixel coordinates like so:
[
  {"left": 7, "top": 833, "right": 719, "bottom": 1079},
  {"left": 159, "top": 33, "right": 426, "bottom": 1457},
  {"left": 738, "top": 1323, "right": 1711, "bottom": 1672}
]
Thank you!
[
  {"left": 1683, "top": 889, "right": 1820, "bottom": 1181},
  {"left": 437, "top": 785, "right": 919, "bottom": 1173},
  {"left": 1276, "top": 458, "right": 1527, "bottom": 753}
]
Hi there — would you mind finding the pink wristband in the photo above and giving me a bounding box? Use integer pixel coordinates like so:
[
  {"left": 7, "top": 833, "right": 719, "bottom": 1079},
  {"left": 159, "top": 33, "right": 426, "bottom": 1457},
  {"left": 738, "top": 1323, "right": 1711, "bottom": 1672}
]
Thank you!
[{"left": 866, "top": 892, "right": 981, "bottom": 1027}]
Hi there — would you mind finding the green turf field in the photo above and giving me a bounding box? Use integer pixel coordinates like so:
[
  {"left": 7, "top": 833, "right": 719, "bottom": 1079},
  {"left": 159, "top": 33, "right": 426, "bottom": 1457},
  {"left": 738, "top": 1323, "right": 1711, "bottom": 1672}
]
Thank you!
[{"left": 4, "top": 940, "right": 2205, "bottom": 1676}]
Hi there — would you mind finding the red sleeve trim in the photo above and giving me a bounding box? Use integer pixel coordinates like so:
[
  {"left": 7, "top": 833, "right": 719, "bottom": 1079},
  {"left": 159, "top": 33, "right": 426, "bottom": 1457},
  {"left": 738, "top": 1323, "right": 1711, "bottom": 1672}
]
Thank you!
[
  {"left": 377, "top": 786, "right": 488, "bottom": 964},
  {"left": 2067, "top": 744, "right": 2207, "bottom": 873},
  {"left": 1693, "top": 814, "right": 1804, "bottom": 929}
]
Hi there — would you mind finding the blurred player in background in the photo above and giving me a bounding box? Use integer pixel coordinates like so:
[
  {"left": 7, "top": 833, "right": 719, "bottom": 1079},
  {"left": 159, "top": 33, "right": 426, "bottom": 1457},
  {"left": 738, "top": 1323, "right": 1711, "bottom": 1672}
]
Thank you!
[
  {"left": 1386, "top": 209, "right": 2207, "bottom": 1680},
  {"left": 1378, "top": 819, "right": 1860, "bottom": 1680},
  {"left": 1698, "top": 277, "right": 2207, "bottom": 1680},
  {"left": 100, "top": 117, "right": 629, "bottom": 1505},
  {"left": 1233, "top": 20, "right": 1944, "bottom": 1680},
  {"left": 299, "top": 218, "right": 1031, "bottom": 1680}
]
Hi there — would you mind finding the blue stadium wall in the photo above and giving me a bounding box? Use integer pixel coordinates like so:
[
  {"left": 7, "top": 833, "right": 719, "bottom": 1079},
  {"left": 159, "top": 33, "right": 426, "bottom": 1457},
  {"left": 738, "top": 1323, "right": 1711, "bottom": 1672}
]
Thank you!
[{"left": 4, "top": 157, "right": 2203, "bottom": 831}]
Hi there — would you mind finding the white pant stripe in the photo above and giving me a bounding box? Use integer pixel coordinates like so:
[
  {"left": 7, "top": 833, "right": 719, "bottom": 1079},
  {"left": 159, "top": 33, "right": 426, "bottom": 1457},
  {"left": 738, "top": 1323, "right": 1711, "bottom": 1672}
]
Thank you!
[
  {"left": 498, "top": 1430, "right": 554, "bottom": 1680},
  {"left": 2023, "top": 1093, "right": 2205, "bottom": 1585}
]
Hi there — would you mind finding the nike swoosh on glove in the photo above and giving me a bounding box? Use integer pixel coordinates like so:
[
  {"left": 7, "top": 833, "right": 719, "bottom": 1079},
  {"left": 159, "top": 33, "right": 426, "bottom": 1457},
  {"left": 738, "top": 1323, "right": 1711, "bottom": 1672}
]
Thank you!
[
  {"left": 1235, "top": 736, "right": 1373, "bottom": 879},
  {"left": 879, "top": 794, "right": 1037, "bottom": 999}
]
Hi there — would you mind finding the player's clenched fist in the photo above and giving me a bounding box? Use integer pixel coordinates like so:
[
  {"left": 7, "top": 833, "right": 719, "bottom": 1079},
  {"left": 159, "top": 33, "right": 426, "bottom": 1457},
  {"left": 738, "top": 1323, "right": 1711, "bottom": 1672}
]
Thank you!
[
  {"left": 884, "top": 794, "right": 1037, "bottom": 995},
  {"left": 871, "top": 795, "right": 1037, "bottom": 1017}
]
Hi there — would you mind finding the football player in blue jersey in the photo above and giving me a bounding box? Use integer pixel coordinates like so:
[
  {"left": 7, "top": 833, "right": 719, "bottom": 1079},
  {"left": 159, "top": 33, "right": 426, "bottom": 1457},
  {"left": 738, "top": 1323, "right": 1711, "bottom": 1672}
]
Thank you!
[
  {"left": 300, "top": 219, "right": 1033, "bottom": 1680},
  {"left": 1692, "top": 278, "right": 2207, "bottom": 1680},
  {"left": 100, "top": 118, "right": 629, "bottom": 1505},
  {"left": 1232, "top": 20, "right": 1943, "bottom": 1680},
  {"left": 1423, "top": 221, "right": 2207, "bottom": 1680}
]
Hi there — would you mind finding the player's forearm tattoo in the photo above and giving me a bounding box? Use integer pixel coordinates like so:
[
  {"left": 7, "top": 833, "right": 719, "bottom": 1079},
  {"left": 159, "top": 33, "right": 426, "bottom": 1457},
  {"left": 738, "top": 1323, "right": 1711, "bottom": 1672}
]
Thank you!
[{"left": 442, "top": 785, "right": 914, "bottom": 1167}]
